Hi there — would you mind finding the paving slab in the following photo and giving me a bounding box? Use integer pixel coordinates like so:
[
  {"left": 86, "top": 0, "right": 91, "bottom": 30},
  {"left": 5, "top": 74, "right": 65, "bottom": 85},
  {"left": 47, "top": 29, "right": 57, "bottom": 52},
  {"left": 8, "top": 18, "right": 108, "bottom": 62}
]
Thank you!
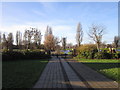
[
  {"left": 33, "top": 56, "right": 88, "bottom": 89},
  {"left": 33, "top": 56, "right": 118, "bottom": 89},
  {"left": 60, "top": 58, "right": 88, "bottom": 89},
  {"left": 33, "top": 56, "right": 67, "bottom": 88},
  {"left": 65, "top": 58, "right": 119, "bottom": 90}
]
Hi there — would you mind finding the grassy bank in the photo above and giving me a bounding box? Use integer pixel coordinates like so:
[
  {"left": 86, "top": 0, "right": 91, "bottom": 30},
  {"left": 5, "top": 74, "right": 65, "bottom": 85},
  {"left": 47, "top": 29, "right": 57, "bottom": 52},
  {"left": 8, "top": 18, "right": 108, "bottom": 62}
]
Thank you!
[
  {"left": 77, "top": 59, "right": 120, "bottom": 82},
  {"left": 2, "top": 59, "right": 49, "bottom": 88}
]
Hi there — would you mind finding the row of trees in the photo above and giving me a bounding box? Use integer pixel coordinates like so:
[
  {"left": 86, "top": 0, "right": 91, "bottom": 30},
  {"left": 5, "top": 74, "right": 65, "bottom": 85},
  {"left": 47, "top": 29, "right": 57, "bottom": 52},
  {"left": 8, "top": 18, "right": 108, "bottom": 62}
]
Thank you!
[
  {"left": 22, "top": 28, "right": 42, "bottom": 49},
  {"left": 0, "top": 22, "right": 119, "bottom": 53},
  {"left": 0, "top": 26, "right": 62, "bottom": 54},
  {"left": 76, "top": 23, "right": 120, "bottom": 51},
  {"left": 0, "top": 28, "right": 42, "bottom": 51}
]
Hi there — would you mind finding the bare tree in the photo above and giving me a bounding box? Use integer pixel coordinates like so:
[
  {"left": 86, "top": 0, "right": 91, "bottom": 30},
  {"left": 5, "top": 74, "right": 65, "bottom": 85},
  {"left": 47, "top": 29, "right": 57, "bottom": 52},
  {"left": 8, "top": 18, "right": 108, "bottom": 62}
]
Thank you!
[
  {"left": 16, "top": 31, "right": 22, "bottom": 49},
  {"left": 2, "top": 33, "right": 8, "bottom": 50},
  {"left": 44, "top": 26, "right": 49, "bottom": 38},
  {"left": 54, "top": 37, "right": 61, "bottom": 55},
  {"left": 19, "top": 32, "right": 22, "bottom": 49},
  {"left": 67, "top": 43, "right": 73, "bottom": 48},
  {"left": 34, "top": 29, "right": 39, "bottom": 47},
  {"left": 62, "top": 37, "right": 67, "bottom": 50},
  {"left": 23, "top": 30, "right": 28, "bottom": 49},
  {"left": 49, "top": 27, "right": 53, "bottom": 35},
  {"left": 27, "top": 30, "right": 33, "bottom": 49},
  {"left": 33, "top": 28, "right": 42, "bottom": 48},
  {"left": 7, "top": 33, "right": 14, "bottom": 51},
  {"left": 23, "top": 28, "right": 42, "bottom": 50},
  {"left": 38, "top": 30, "right": 42, "bottom": 46},
  {"left": 0, "top": 32, "right": 1, "bottom": 50},
  {"left": 0, "top": 32, "right": 1, "bottom": 44},
  {"left": 16, "top": 31, "right": 19, "bottom": 46},
  {"left": 88, "top": 24, "right": 105, "bottom": 51},
  {"left": 24, "top": 28, "right": 34, "bottom": 49},
  {"left": 76, "top": 22, "right": 83, "bottom": 47},
  {"left": 54, "top": 37, "right": 60, "bottom": 45},
  {"left": 44, "top": 26, "right": 52, "bottom": 36},
  {"left": 114, "top": 36, "right": 120, "bottom": 49}
]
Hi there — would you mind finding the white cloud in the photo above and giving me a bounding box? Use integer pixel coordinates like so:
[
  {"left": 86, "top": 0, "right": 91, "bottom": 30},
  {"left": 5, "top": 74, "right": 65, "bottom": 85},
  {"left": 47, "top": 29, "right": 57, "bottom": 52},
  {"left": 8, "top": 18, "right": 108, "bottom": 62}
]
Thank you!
[
  {"left": 1, "top": 20, "right": 114, "bottom": 45},
  {"left": 53, "top": 25, "right": 74, "bottom": 36},
  {"left": 1, "top": 24, "right": 46, "bottom": 44},
  {"left": 32, "top": 10, "right": 46, "bottom": 17},
  {"left": 2, "top": 25, "right": 25, "bottom": 33},
  {"left": 1, "top": 22, "right": 114, "bottom": 45},
  {"left": 1, "top": 25, "right": 30, "bottom": 40},
  {"left": 53, "top": 25, "right": 72, "bottom": 31},
  {"left": 1, "top": 22, "right": 77, "bottom": 44}
]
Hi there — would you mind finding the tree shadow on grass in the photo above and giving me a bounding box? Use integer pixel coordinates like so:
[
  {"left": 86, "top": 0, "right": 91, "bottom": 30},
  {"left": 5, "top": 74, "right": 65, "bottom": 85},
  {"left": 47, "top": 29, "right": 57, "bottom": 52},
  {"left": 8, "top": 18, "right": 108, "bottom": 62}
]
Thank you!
[{"left": 82, "top": 63, "right": 120, "bottom": 70}]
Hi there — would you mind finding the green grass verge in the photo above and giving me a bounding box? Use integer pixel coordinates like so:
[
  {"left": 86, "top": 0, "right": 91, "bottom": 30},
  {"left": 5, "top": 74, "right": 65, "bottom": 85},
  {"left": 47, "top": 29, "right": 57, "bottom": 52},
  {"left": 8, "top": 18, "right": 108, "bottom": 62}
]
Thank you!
[
  {"left": 77, "top": 59, "right": 119, "bottom": 63},
  {"left": 77, "top": 59, "right": 120, "bottom": 82},
  {"left": 2, "top": 59, "right": 49, "bottom": 88}
]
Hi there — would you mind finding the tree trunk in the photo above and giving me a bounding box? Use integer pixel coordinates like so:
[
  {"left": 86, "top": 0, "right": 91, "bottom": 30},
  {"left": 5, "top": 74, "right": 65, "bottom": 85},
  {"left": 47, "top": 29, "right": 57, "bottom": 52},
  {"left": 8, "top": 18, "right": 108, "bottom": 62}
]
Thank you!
[{"left": 97, "top": 43, "right": 100, "bottom": 52}]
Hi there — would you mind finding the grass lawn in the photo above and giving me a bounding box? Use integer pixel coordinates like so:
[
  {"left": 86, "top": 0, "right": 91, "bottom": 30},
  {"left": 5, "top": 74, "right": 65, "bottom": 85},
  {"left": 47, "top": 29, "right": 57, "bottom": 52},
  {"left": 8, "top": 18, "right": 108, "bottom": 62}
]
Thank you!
[
  {"left": 2, "top": 59, "right": 49, "bottom": 88},
  {"left": 77, "top": 59, "right": 120, "bottom": 82}
]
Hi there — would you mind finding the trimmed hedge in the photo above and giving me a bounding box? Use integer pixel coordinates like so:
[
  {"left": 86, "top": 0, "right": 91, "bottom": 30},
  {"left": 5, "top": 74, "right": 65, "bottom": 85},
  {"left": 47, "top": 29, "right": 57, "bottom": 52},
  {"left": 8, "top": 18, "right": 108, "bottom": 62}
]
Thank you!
[{"left": 2, "top": 51, "right": 51, "bottom": 61}]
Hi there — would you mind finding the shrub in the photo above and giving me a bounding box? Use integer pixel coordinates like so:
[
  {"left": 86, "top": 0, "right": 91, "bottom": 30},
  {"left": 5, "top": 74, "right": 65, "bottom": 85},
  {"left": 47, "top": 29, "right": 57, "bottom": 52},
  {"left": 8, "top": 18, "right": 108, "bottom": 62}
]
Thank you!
[
  {"left": 2, "top": 51, "right": 24, "bottom": 61},
  {"left": 112, "top": 52, "right": 120, "bottom": 59},
  {"left": 100, "top": 48, "right": 109, "bottom": 52},
  {"left": 94, "top": 51, "right": 112, "bottom": 59},
  {"left": 2, "top": 51, "right": 51, "bottom": 61},
  {"left": 76, "top": 44, "right": 97, "bottom": 59},
  {"left": 76, "top": 44, "right": 120, "bottom": 59},
  {"left": 117, "top": 52, "right": 120, "bottom": 58}
]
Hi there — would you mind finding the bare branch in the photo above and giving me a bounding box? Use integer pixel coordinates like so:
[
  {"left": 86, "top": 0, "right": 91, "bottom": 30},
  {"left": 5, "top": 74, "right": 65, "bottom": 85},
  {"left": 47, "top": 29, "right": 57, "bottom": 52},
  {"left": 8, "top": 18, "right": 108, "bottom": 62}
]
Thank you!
[{"left": 88, "top": 24, "right": 105, "bottom": 51}]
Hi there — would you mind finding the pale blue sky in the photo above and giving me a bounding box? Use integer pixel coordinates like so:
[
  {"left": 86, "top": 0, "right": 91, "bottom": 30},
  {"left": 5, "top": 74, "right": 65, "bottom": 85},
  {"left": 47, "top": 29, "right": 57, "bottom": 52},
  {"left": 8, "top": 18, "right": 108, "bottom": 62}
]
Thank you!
[{"left": 2, "top": 2, "right": 118, "bottom": 44}]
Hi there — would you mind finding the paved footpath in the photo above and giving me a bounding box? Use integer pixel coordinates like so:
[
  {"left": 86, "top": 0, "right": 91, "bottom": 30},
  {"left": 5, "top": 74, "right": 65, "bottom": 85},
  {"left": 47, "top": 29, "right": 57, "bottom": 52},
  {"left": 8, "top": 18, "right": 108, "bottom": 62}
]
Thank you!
[
  {"left": 65, "top": 58, "right": 119, "bottom": 90},
  {"left": 33, "top": 56, "right": 119, "bottom": 89},
  {"left": 33, "top": 56, "right": 88, "bottom": 89},
  {"left": 33, "top": 56, "right": 67, "bottom": 88}
]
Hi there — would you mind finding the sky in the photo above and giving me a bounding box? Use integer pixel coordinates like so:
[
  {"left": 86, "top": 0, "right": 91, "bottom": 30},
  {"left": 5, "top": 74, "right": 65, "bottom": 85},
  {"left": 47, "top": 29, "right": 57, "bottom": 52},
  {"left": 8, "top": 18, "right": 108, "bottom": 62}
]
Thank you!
[{"left": 1, "top": 2, "right": 118, "bottom": 45}]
